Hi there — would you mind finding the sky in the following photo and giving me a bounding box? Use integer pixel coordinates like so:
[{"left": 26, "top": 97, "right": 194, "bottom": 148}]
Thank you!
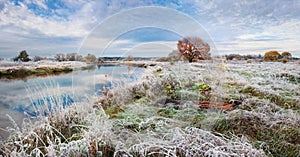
[{"left": 0, "top": 0, "right": 299, "bottom": 58}]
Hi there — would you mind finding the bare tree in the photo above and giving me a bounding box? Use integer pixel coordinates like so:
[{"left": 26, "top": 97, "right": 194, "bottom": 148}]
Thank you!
[
  {"left": 75, "top": 54, "right": 84, "bottom": 61},
  {"left": 66, "top": 53, "right": 77, "bottom": 61},
  {"left": 33, "top": 56, "right": 45, "bottom": 62},
  {"left": 126, "top": 55, "right": 133, "bottom": 61},
  {"left": 55, "top": 53, "right": 66, "bottom": 62},
  {"left": 84, "top": 54, "right": 97, "bottom": 63}
]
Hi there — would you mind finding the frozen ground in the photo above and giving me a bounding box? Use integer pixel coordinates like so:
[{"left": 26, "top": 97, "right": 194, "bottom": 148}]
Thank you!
[
  {"left": 0, "top": 60, "right": 299, "bottom": 156},
  {"left": 0, "top": 60, "right": 88, "bottom": 71}
]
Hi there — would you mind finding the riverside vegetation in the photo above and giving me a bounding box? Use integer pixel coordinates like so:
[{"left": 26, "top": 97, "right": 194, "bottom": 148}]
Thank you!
[
  {"left": 0, "top": 50, "right": 98, "bottom": 80},
  {"left": 0, "top": 66, "right": 73, "bottom": 80},
  {"left": 0, "top": 59, "right": 299, "bottom": 157}
]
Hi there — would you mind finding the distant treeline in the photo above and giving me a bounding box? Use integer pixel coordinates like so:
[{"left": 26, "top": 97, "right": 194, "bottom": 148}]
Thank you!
[
  {"left": 3, "top": 50, "right": 299, "bottom": 64},
  {"left": 4, "top": 50, "right": 156, "bottom": 63},
  {"left": 224, "top": 53, "right": 298, "bottom": 61},
  {"left": 98, "top": 56, "right": 153, "bottom": 62}
]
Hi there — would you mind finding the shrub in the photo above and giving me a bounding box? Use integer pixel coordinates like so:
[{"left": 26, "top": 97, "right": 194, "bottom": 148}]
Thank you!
[
  {"left": 264, "top": 51, "right": 280, "bottom": 61},
  {"left": 155, "top": 57, "right": 169, "bottom": 62},
  {"left": 282, "top": 58, "right": 288, "bottom": 63},
  {"left": 281, "top": 51, "right": 292, "bottom": 59},
  {"left": 33, "top": 56, "right": 45, "bottom": 62}
]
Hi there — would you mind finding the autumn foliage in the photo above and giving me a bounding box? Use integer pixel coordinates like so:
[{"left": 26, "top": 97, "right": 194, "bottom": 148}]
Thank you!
[
  {"left": 264, "top": 51, "right": 280, "bottom": 61},
  {"left": 281, "top": 51, "right": 292, "bottom": 59},
  {"left": 264, "top": 51, "right": 293, "bottom": 62},
  {"left": 177, "top": 37, "right": 210, "bottom": 62}
]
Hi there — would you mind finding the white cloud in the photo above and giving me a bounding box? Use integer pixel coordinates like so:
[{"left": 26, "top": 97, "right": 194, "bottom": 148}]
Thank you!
[
  {"left": 219, "top": 20, "right": 300, "bottom": 56},
  {"left": 25, "top": 0, "right": 48, "bottom": 10},
  {"left": 0, "top": 0, "right": 300, "bottom": 58},
  {"left": 216, "top": 39, "right": 300, "bottom": 57},
  {"left": 237, "top": 20, "right": 300, "bottom": 41},
  {"left": 79, "top": 37, "right": 134, "bottom": 52},
  {"left": 120, "top": 41, "right": 177, "bottom": 57},
  {"left": 0, "top": 2, "right": 88, "bottom": 38},
  {"left": 0, "top": 0, "right": 150, "bottom": 58}
]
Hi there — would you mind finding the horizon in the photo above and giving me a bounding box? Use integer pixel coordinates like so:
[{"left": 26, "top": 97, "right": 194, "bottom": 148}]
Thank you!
[
  {"left": 0, "top": 1, "right": 300, "bottom": 58},
  {"left": 3, "top": 51, "right": 300, "bottom": 60}
]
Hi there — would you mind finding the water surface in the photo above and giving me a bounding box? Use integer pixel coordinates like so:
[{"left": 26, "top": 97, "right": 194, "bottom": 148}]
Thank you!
[{"left": 0, "top": 64, "right": 144, "bottom": 140}]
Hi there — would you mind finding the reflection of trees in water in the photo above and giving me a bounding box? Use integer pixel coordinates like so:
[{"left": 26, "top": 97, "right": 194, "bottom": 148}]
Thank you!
[
  {"left": 127, "top": 65, "right": 132, "bottom": 74},
  {"left": 97, "top": 64, "right": 119, "bottom": 69},
  {"left": 81, "top": 64, "right": 96, "bottom": 72},
  {"left": 96, "top": 65, "right": 144, "bottom": 96}
]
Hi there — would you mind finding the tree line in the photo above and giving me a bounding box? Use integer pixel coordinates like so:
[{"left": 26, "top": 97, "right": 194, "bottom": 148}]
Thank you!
[
  {"left": 11, "top": 50, "right": 98, "bottom": 63},
  {"left": 7, "top": 40, "right": 297, "bottom": 64}
]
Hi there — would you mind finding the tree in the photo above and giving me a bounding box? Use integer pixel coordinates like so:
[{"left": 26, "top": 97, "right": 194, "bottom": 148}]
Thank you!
[
  {"left": 225, "top": 54, "right": 242, "bottom": 60},
  {"left": 66, "top": 53, "right": 77, "bottom": 61},
  {"left": 84, "top": 54, "right": 97, "bottom": 63},
  {"left": 75, "top": 54, "right": 84, "bottom": 61},
  {"left": 177, "top": 37, "right": 210, "bottom": 62},
  {"left": 55, "top": 53, "right": 66, "bottom": 62},
  {"left": 13, "top": 50, "right": 31, "bottom": 62},
  {"left": 258, "top": 54, "right": 262, "bottom": 59},
  {"left": 33, "top": 56, "right": 44, "bottom": 62},
  {"left": 126, "top": 55, "right": 133, "bottom": 61},
  {"left": 281, "top": 51, "right": 292, "bottom": 59},
  {"left": 264, "top": 51, "right": 280, "bottom": 61}
]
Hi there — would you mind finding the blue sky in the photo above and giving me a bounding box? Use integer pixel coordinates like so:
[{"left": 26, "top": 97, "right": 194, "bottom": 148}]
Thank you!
[{"left": 0, "top": 0, "right": 299, "bottom": 58}]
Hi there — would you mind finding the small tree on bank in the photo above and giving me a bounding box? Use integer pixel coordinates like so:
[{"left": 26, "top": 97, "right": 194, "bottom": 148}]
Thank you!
[
  {"left": 13, "top": 50, "right": 31, "bottom": 62},
  {"left": 177, "top": 37, "right": 210, "bottom": 62}
]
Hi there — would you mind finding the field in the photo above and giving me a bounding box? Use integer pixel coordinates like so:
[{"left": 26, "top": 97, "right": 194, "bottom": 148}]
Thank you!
[{"left": 1, "top": 60, "right": 299, "bottom": 156}]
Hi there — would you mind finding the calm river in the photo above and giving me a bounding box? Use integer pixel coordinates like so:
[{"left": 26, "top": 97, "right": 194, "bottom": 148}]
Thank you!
[{"left": 0, "top": 64, "right": 144, "bottom": 140}]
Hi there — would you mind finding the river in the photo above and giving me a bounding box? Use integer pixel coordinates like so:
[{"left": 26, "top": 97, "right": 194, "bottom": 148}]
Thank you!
[{"left": 0, "top": 64, "right": 144, "bottom": 140}]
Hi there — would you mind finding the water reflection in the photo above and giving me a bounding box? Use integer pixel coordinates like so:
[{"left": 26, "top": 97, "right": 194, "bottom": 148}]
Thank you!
[{"left": 0, "top": 65, "right": 144, "bottom": 140}]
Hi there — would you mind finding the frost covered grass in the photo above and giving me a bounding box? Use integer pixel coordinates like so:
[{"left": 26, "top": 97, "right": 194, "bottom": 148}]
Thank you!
[
  {"left": 1, "top": 60, "right": 299, "bottom": 156},
  {"left": 0, "top": 60, "right": 87, "bottom": 70},
  {"left": 0, "top": 60, "right": 88, "bottom": 80}
]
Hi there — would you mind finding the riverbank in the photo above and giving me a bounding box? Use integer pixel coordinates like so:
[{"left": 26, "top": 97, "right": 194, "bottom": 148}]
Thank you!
[
  {"left": 0, "top": 61, "right": 89, "bottom": 80},
  {"left": 99, "top": 60, "right": 157, "bottom": 68}
]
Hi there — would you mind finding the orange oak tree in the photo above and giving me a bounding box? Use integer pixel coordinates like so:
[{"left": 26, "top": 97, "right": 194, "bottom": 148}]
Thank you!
[{"left": 177, "top": 37, "right": 210, "bottom": 62}]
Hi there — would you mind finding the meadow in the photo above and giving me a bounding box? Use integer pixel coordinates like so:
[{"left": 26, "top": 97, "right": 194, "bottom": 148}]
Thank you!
[{"left": 1, "top": 60, "right": 299, "bottom": 157}]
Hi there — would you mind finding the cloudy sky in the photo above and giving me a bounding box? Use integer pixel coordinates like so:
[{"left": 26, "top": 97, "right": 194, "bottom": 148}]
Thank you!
[{"left": 0, "top": 0, "right": 299, "bottom": 58}]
